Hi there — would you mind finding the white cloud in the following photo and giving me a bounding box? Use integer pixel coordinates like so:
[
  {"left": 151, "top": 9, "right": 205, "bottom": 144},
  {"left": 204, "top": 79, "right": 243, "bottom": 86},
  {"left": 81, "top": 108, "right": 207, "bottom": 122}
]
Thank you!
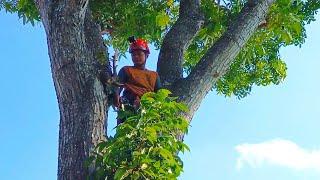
[{"left": 235, "top": 139, "right": 320, "bottom": 171}]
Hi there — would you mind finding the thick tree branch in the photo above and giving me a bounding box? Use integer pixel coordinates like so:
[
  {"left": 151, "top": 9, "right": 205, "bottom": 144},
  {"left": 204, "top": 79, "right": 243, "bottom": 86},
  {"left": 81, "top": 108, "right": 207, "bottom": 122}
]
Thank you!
[
  {"left": 157, "top": 0, "right": 204, "bottom": 87},
  {"left": 172, "top": 0, "right": 275, "bottom": 120}
]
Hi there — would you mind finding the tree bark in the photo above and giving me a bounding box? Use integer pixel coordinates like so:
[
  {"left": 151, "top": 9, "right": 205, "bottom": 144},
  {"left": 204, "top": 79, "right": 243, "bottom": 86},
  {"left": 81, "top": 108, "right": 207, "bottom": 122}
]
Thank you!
[{"left": 35, "top": 0, "right": 110, "bottom": 179}]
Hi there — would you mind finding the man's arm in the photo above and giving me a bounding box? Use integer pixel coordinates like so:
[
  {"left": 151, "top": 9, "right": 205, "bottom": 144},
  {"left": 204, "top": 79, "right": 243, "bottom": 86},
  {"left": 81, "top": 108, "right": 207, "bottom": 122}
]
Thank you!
[{"left": 114, "top": 67, "right": 127, "bottom": 107}]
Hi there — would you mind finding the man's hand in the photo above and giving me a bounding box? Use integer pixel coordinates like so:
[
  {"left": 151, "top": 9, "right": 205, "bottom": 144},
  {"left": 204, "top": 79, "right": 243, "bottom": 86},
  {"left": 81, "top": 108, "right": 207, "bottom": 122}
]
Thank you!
[
  {"left": 107, "top": 77, "right": 124, "bottom": 87},
  {"left": 133, "top": 97, "right": 141, "bottom": 109}
]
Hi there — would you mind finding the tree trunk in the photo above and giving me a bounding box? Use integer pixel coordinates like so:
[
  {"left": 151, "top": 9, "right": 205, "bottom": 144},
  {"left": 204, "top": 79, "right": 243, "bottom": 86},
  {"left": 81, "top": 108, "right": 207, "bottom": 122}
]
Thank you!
[{"left": 35, "top": 1, "right": 110, "bottom": 179}]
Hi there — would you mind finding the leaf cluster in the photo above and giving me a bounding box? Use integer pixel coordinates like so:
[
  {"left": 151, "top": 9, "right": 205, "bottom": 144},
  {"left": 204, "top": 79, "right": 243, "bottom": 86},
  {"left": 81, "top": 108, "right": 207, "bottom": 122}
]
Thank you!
[
  {"left": 0, "top": 0, "right": 40, "bottom": 25},
  {"left": 86, "top": 89, "right": 190, "bottom": 180},
  {"left": 90, "top": 0, "right": 179, "bottom": 55}
]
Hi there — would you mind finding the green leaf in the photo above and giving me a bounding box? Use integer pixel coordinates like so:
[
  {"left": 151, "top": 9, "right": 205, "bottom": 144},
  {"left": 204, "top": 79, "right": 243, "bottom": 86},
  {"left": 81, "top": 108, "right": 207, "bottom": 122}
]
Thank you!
[
  {"left": 175, "top": 102, "right": 189, "bottom": 112},
  {"left": 154, "top": 161, "right": 161, "bottom": 168},
  {"left": 145, "top": 127, "right": 157, "bottom": 143},
  {"left": 159, "top": 148, "right": 174, "bottom": 161},
  {"left": 156, "top": 11, "right": 170, "bottom": 28},
  {"left": 114, "top": 168, "right": 129, "bottom": 180},
  {"left": 157, "top": 89, "right": 172, "bottom": 99},
  {"left": 282, "top": 30, "right": 293, "bottom": 44}
]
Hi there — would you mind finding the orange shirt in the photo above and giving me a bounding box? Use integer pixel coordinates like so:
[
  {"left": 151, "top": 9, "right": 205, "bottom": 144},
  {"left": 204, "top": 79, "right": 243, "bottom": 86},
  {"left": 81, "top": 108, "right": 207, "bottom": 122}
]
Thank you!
[{"left": 120, "top": 66, "right": 159, "bottom": 97}]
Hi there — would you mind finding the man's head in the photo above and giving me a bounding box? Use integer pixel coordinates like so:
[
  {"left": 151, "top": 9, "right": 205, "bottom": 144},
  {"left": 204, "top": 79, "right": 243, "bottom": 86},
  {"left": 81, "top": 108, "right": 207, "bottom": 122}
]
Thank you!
[
  {"left": 131, "top": 49, "right": 148, "bottom": 66},
  {"left": 128, "top": 37, "right": 150, "bottom": 67}
]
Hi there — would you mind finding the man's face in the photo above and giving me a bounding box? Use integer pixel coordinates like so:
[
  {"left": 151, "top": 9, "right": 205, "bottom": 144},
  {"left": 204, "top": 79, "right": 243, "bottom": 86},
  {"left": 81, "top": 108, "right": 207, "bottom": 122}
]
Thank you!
[{"left": 131, "top": 50, "right": 147, "bottom": 66}]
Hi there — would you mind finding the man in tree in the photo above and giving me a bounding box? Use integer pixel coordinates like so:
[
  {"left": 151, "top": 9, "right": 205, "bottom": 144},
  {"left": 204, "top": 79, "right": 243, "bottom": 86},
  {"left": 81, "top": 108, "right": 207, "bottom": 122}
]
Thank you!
[
  {"left": 114, "top": 37, "right": 162, "bottom": 124},
  {"left": 2, "top": 0, "right": 320, "bottom": 179}
]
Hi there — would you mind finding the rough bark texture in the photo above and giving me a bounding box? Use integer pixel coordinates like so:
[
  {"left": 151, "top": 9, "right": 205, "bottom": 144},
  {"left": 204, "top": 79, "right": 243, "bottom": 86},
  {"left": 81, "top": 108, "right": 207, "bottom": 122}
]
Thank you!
[
  {"left": 34, "top": 0, "right": 275, "bottom": 179},
  {"left": 35, "top": 0, "right": 110, "bottom": 179}
]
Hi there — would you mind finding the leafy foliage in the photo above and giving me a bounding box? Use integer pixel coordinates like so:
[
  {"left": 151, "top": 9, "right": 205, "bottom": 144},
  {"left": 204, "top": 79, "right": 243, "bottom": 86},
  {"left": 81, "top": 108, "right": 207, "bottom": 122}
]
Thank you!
[
  {"left": 3, "top": 0, "right": 320, "bottom": 98},
  {"left": 0, "top": 0, "right": 40, "bottom": 25},
  {"left": 90, "top": 0, "right": 179, "bottom": 53},
  {"left": 86, "top": 89, "right": 190, "bottom": 180}
]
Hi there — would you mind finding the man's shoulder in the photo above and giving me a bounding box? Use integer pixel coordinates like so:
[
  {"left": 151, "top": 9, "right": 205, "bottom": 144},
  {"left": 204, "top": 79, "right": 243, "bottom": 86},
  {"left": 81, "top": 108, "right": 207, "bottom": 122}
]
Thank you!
[
  {"left": 144, "top": 68, "right": 158, "bottom": 75},
  {"left": 142, "top": 67, "right": 156, "bottom": 73},
  {"left": 119, "top": 66, "right": 133, "bottom": 73},
  {"left": 120, "top": 66, "right": 132, "bottom": 70}
]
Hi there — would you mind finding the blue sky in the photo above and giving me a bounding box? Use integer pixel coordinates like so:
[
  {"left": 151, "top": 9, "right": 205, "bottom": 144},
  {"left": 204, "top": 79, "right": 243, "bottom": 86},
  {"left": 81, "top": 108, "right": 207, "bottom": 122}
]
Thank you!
[{"left": 1, "top": 10, "right": 320, "bottom": 180}]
